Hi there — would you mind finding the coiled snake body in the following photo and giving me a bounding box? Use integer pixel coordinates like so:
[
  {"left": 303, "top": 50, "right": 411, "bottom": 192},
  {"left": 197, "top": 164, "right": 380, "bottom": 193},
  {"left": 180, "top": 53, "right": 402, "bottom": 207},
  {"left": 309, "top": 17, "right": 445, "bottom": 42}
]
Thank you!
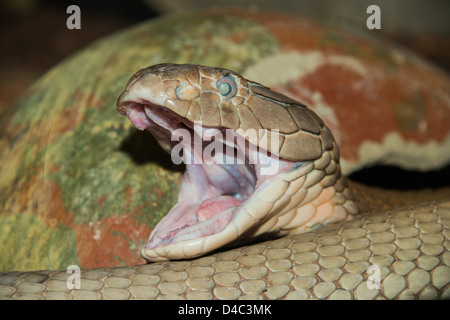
[{"left": 1, "top": 63, "right": 449, "bottom": 300}]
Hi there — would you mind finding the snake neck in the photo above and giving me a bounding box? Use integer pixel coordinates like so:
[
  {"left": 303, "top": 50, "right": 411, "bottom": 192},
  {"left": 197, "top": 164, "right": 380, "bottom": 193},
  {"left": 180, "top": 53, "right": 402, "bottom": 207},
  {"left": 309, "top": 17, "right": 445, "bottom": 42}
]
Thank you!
[
  {"left": 294, "top": 158, "right": 360, "bottom": 233},
  {"left": 244, "top": 141, "right": 360, "bottom": 238}
]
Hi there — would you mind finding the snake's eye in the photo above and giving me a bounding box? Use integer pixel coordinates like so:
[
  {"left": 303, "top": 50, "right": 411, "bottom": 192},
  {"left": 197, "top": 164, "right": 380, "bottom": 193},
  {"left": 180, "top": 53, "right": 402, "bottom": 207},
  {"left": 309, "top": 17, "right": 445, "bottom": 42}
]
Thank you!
[{"left": 216, "top": 76, "right": 237, "bottom": 98}]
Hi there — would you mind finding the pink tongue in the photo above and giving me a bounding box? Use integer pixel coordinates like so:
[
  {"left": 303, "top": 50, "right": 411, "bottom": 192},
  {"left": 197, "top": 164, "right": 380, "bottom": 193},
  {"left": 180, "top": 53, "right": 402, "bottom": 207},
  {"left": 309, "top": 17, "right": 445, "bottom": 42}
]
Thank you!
[
  {"left": 127, "top": 106, "right": 152, "bottom": 130},
  {"left": 197, "top": 196, "right": 242, "bottom": 221}
]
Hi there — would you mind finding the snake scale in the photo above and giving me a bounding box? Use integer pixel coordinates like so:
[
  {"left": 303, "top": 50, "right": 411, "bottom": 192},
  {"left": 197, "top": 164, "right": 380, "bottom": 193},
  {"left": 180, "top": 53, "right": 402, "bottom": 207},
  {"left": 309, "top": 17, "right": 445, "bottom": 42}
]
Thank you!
[{"left": 1, "top": 63, "right": 449, "bottom": 300}]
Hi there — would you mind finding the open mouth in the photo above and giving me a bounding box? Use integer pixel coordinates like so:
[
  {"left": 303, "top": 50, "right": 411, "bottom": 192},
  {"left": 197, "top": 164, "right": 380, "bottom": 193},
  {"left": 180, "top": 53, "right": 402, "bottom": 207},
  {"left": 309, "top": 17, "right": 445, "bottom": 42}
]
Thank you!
[{"left": 119, "top": 99, "right": 296, "bottom": 261}]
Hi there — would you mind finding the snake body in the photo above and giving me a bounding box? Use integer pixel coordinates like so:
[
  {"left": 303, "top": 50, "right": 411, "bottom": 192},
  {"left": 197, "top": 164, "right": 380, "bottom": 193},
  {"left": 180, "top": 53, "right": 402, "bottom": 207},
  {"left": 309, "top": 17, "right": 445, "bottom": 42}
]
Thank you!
[{"left": 1, "top": 64, "right": 449, "bottom": 300}]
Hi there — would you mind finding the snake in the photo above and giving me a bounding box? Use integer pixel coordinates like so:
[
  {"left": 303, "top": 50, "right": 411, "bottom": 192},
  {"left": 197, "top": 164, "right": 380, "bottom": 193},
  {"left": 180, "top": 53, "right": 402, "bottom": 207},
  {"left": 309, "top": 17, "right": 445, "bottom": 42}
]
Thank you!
[{"left": 0, "top": 63, "right": 449, "bottom": 300}]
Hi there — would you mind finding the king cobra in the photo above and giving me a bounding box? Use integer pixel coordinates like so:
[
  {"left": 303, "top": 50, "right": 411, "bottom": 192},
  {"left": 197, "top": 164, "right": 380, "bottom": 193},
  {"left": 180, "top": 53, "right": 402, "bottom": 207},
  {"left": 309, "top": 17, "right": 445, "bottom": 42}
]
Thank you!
[{"left": 1, "top": 64, "right": 449, "bottom": 300}]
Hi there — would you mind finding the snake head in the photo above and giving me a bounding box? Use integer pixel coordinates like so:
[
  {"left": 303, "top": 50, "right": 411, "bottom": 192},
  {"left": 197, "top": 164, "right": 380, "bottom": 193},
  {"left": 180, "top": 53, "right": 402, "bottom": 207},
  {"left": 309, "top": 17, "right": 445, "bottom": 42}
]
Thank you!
[{"left": 117, "top": 63, "right": 357, "bottom": 261}]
